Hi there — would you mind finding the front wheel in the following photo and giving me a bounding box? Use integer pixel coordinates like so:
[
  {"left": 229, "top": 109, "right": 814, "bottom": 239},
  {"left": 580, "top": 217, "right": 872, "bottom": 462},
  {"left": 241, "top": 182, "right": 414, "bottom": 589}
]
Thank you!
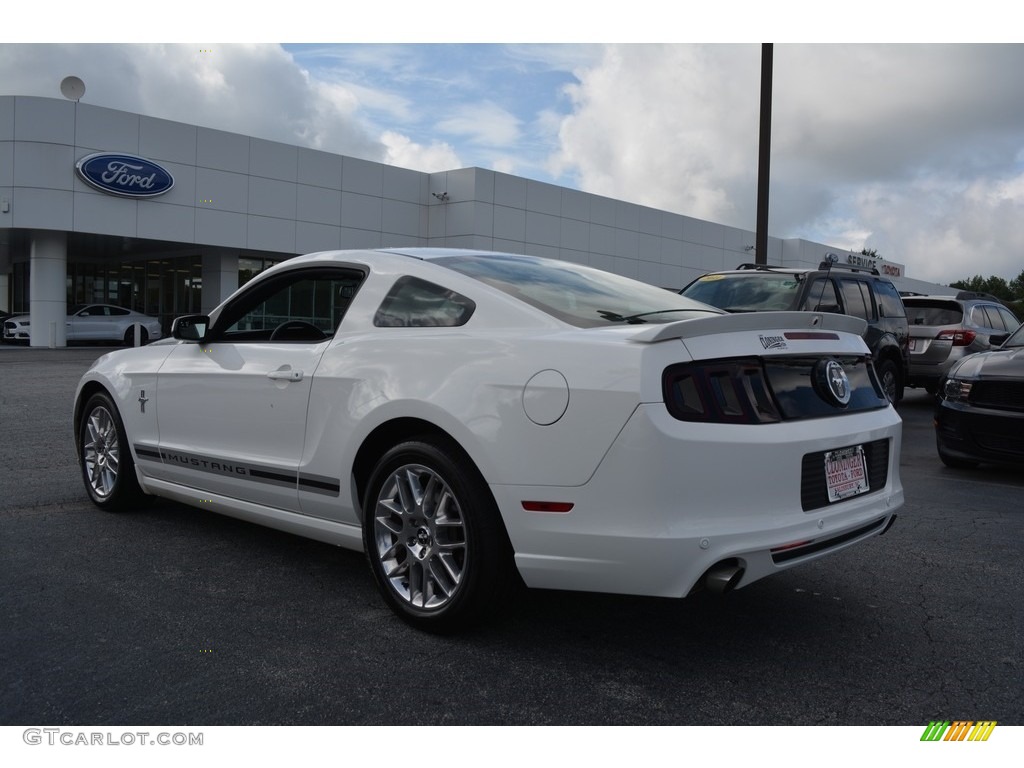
[
  {"left": 362, "top": 437, "right": 515, "bottom": 632},
  {"left": 78, "top": 392, "right": 145, "bottom": 510}
]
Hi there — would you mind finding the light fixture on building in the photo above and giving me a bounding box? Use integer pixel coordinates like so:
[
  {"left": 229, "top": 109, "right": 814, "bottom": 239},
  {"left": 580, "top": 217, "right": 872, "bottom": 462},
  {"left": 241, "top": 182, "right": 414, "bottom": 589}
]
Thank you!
[
  {"left": 60, "top": 75, "right": 86, "bottom": 102},
  {"left": 431, "top": 192, "right": 450, "bottom": 202},
  {"left": 1, "top": 198, "right": 9, "bottom": 213}
]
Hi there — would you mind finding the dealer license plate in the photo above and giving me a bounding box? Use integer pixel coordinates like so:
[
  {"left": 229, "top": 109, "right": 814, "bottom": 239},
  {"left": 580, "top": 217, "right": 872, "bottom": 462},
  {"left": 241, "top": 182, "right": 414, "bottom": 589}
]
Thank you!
[{"left": 824, "top": 445, "right": 869, "bottom": 502}]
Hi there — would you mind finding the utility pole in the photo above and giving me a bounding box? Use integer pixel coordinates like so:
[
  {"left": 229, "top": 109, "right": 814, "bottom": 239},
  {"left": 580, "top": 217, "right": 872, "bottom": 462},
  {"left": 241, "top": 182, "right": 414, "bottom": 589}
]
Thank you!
[{"left": 755, "top": 43, "right": 773, "bottom": 266}]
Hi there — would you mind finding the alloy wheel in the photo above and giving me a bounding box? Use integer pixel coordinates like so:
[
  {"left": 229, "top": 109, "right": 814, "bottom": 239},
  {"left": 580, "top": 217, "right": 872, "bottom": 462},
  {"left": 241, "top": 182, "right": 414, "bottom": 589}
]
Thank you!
[
  {"left": 83, "top": 406, "right": 120, "bottom": 498},
  {"left": 371, "top": 463, "right": 468, "bottom": 611}
]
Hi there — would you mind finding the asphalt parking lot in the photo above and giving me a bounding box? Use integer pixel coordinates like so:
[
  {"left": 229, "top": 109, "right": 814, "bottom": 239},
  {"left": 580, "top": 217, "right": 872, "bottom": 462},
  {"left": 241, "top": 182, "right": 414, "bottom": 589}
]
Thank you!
[{"left": 1, "top": 344, "right": 1022, "bottom": 726}]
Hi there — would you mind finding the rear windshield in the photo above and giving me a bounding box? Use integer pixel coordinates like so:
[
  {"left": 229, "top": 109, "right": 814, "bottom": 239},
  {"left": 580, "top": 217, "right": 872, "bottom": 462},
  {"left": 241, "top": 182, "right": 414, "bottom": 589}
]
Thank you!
[
  {"left": 904, "top": 300, "right": 963, "bottom": 326},
  {"left": 682, "top": 273, "right": 803, "bottom": 312},
  {"left": 434, "top": 253, "right": 720, "bottom": 328}
]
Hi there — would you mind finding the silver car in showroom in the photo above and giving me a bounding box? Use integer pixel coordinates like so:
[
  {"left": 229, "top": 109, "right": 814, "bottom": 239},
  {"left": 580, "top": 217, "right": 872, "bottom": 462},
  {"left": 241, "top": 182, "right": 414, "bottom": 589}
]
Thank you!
[{"left": 3, "top": 303, "right": 162, "bottom": 345}]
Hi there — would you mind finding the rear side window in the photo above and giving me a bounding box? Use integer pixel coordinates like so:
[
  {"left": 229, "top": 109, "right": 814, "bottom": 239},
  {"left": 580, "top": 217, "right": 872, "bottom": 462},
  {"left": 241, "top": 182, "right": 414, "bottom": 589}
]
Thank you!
[
  {"left": 873, "top": 280, "right": 906, "bottom": 318},
  {"left": 838, "top": 279, "right": 875, "bottom": 321},
  {"left": 801, "top": 278, "right": 840, "bottom": 312},
  {"left": 905, "top": 300, "right": 963, "bottom": 326},
  {"left": 374, "top": 276, "right": 476, "bottom": 327},
  {"left": 972, "top": 305, "right": 1008, "bottom": 332}
]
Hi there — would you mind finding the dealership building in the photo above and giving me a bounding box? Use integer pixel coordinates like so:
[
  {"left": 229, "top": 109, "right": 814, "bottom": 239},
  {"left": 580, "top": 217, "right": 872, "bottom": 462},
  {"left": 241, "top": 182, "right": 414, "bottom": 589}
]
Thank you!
[{"left": 1, "top": 94, "right": 946, "bottom": 347}]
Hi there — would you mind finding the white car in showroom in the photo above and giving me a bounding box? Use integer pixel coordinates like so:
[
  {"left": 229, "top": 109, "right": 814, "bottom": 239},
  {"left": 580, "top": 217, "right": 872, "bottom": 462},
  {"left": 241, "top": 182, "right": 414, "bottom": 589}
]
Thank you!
[
  {"left": 4, "top": 303, "right": 162, "bottom": 345},
  {"left": 74, "top": 248, "right": 903, "bottom": 631}
]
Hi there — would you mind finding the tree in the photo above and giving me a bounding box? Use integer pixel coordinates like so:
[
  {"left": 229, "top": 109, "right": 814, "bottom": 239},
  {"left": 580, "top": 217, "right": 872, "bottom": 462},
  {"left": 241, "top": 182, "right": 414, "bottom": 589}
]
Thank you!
[
  {"left": 1010, "top": 269, "right": 1024, "bottom": 298},
  {"left": 950, "top": 275, "right": 1014, "bottom": 301}
]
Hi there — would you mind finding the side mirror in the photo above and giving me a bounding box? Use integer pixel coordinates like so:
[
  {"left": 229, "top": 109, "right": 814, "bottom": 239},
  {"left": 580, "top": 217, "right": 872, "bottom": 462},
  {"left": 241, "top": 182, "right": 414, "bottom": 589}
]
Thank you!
[{"left": 171, "top": 314, "right": 210, "bottom": 342}]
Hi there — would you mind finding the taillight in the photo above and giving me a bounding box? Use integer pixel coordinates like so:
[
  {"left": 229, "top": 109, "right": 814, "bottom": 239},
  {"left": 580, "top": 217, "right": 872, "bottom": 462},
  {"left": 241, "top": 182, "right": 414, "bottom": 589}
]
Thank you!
[
  {"left": 663, "top": 359, "right": 781, "bottom": 423},
  {"left": 936, "top": 329, "right": 976, "bottom": 346}
]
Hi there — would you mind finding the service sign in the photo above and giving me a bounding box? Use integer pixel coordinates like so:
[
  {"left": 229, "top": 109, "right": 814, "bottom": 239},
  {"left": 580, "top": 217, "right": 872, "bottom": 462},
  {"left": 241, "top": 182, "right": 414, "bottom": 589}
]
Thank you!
[{"left": 75, "top": 153, "right": 174, "bottom": 198}]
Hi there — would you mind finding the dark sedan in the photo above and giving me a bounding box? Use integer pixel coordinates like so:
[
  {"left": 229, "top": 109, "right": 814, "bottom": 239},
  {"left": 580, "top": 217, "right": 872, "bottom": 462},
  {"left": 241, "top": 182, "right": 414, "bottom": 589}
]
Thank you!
[{"left": 935, "top": 322, "right": 1024, "bottom": 468}]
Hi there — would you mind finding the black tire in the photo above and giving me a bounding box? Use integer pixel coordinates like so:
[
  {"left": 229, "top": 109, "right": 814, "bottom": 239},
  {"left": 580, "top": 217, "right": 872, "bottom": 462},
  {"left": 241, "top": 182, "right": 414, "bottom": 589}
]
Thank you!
[
  {"left": 362, "top": 436, "right": 515, "bottom": 632},
  {"left": 78, "top": 391, "right": 145, "bottom": 511},
  {"left": 123, "top": 326, "right": 148, "bottom": 346},
  {"left": 876, "top": 358, "right": 902, "bottom": 405}
]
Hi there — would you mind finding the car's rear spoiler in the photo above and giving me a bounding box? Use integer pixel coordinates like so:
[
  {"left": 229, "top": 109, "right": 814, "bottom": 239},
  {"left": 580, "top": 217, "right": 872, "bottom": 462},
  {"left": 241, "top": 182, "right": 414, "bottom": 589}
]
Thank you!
[{"left": 628, "top": 311, "right": 868, "bottom": 343}]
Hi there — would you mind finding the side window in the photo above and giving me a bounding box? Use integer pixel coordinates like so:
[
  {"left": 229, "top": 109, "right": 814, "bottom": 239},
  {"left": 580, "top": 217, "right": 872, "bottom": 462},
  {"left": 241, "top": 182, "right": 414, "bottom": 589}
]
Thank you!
[
  {"left": 998, "top": 307, "right": 1021, "bottom": 332},
  {"left": 219, "top": 267, "right": 365, "bottom": 342},
  {"left": 838, "top": 279, "right": 874, "bottom": 321},
  {"left": 873, "top": 280, "right": 906, "bottom": 318},
  {"left": 973, "top": 305, "right": 1004, "bottom": 332},
  {"left": 108, "top": 306, "right": 130, "bottom": 316},
  {"left": 374, "top": 276, "right": 476, "bottom": 327},
  {"left": 801, "top": 278, "right": 840, "bottom": 312}
]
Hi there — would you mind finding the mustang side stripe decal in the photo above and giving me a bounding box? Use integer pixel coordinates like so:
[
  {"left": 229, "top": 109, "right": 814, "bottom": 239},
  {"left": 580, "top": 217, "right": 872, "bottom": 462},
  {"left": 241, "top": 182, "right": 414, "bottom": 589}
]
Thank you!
[
  {"left": 133, "top": 443, "right": 340, "bottom": 496},
  {"left": 298, "top": 473, "right": 343, "bottom": 495}
]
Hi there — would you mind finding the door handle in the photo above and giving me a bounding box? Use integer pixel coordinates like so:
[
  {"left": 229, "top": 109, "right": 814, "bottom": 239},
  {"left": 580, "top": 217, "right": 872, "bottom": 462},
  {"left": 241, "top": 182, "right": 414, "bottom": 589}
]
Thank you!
[{"left": 267, "top": 368, "right": 304, "bottom": 382}]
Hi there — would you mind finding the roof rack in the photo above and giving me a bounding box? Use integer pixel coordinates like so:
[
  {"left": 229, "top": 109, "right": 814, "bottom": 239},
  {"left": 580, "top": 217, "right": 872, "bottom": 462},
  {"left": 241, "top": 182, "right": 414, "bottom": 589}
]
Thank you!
[
  {"left": 954, "top": 290, "right": 1003, "bottom": 302},
  {"left": 734, "top": 261, "right": 881, "bottom": 276},
  {"left": 816, "top": 260, "right": 880, "bottom": 275}
]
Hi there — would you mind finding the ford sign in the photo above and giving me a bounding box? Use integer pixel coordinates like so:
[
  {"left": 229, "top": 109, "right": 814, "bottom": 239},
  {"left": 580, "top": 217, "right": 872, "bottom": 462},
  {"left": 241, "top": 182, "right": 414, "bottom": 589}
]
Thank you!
[{"left": 76, "top": 153, "right": 174, "bottom": 198}]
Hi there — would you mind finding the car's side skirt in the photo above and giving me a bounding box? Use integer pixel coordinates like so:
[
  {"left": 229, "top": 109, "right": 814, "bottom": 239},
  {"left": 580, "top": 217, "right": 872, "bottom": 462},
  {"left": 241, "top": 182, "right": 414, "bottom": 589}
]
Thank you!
[{"left": 139, "top": 477, "right": 365, "bottom": 552}]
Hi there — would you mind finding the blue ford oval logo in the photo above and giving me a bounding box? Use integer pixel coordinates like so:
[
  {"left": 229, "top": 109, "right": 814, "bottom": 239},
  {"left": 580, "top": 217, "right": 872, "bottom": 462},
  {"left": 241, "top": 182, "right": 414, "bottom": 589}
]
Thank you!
[{"left": 75, "top": 153, "right": 174, "bottom": 198}]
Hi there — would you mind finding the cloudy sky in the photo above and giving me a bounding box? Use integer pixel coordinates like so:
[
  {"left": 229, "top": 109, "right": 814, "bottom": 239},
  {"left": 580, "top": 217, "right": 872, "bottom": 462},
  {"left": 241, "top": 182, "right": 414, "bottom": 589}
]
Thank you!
[{"left": 3, "top": 11, "right": 1022, "bottom": 286}]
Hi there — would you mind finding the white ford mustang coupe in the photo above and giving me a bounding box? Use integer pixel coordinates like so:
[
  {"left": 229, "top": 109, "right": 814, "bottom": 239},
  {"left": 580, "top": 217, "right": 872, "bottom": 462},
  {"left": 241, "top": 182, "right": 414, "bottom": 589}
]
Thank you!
[{"left": 74, "top": 248, "right": 904, "bottom": 631}]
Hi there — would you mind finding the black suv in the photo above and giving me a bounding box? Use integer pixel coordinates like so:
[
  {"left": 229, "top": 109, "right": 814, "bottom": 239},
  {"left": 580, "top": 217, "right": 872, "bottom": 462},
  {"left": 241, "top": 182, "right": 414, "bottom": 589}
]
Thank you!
[{"left": 680, "top": 260, "right": 910, "bottom": 404}]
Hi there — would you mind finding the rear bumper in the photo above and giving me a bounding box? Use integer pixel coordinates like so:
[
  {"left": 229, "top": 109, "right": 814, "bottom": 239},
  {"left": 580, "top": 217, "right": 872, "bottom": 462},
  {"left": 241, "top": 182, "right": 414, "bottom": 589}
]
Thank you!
[
  {"left": 495, "top": 404, "right": 904, "bottom": 598},
  {"left": 907, "top": 359, "right": 951, "bottom": 388}
]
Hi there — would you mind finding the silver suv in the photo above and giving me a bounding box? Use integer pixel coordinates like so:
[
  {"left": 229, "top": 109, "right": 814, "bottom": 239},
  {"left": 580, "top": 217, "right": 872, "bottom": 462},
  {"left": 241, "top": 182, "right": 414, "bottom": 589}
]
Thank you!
[{"left": 902, "top": 291, "right": 1020, "bottom": 394}]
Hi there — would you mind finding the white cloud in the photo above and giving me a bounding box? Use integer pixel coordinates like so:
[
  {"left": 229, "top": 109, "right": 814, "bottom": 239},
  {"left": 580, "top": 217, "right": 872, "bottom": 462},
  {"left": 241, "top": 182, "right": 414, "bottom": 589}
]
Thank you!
[
  {"left": 381, "top": 130, "right": 462, "bottom": 173},
  {"left": 551, "top": 45, "right": 761, "bottom": 223},
  {"left": 550, "top": 43, "right": 1024, "bottom": 283},
  {"left": 435, "top": 102, "right": 522, "bottom": 146},
  {"left": 0, "top": 43, "right": 383, "bottom": 161}
]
